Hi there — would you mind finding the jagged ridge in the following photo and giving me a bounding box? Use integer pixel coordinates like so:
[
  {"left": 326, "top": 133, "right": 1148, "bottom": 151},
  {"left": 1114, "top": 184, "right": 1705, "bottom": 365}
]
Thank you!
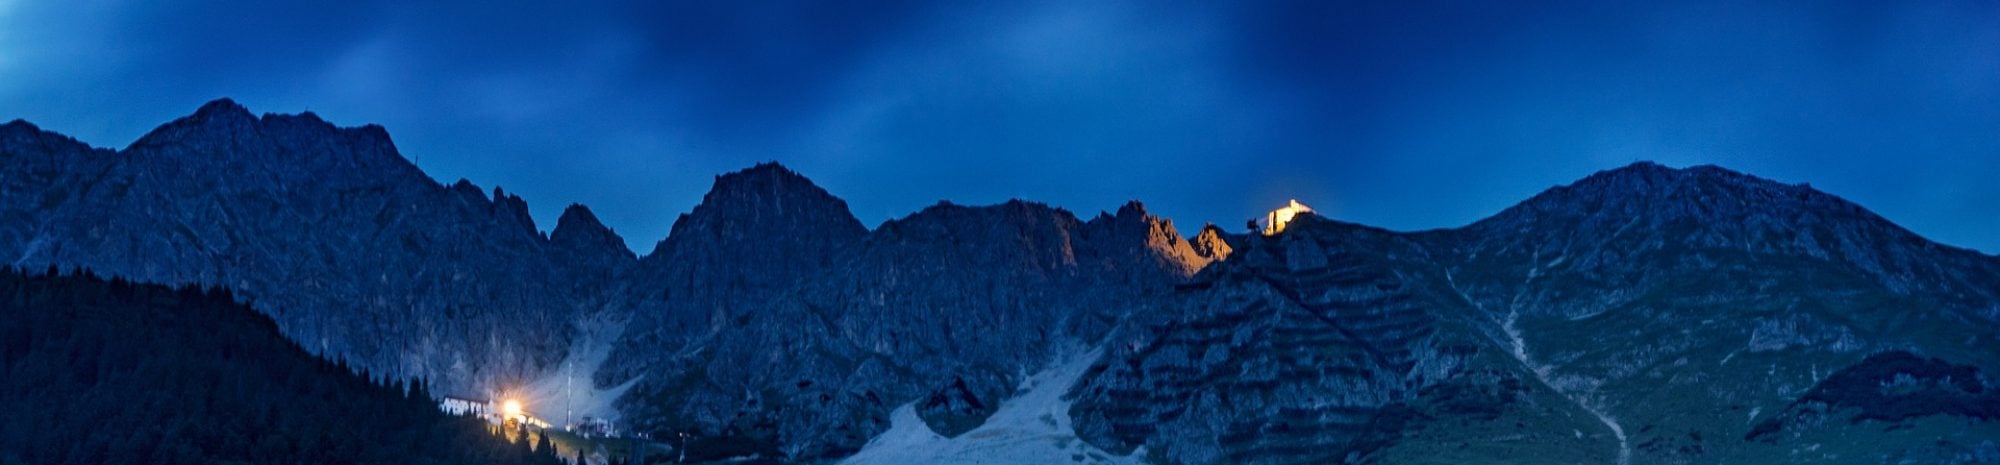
[{"left": 0, "top": 99, "right": 637, "bottom": 397}]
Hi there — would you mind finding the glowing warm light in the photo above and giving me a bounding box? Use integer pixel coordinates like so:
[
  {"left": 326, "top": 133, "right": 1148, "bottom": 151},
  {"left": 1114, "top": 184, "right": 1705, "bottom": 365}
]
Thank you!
[
  {"left": 1263, "top": 199, "right": 1314, "bottom": 235},
  {"left": 503, "top": 399, "right": 524, "bottom": 418}
]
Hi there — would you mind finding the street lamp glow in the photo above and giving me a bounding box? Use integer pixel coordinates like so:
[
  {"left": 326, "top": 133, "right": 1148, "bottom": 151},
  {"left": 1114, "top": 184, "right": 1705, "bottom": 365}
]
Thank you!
[{"left": 503, "top": 399, "right": 523, "bottom": 418}]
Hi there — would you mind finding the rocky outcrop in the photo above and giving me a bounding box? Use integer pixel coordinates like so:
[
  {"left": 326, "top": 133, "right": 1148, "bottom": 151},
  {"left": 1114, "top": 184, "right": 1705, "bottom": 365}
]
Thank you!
[
  {"left": 1190, "top": 223, "right": 1235, "bottom": 262},
  {"left": 551, "top": 204, "right": 637, "bottom": 280},
  {"left": 597, "top": 162, "right": 870, "bottom": 401}
]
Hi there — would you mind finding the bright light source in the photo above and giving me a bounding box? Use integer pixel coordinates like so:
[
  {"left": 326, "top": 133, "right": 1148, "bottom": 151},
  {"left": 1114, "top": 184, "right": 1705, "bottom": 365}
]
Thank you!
[
  {"left": 1263, "top": 199, "right": 1313, "bottom": 235},
  {"left": 503, "top": 399, "right": 524, "bottom": 418}
]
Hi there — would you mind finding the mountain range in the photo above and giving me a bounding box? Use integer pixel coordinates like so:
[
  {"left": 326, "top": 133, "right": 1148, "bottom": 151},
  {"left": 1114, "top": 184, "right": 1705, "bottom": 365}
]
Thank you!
[{"left": 3, "top": 100, "right": 1997, "bottom": 464}]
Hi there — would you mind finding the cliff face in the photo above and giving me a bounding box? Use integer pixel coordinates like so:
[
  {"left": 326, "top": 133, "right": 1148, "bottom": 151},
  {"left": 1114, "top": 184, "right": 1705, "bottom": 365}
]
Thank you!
[
  {"left": 9, "top": 102, "right": 1999, "bottom": 465},
  {"left": 1416, "top": 162, "right": 2000, "bottom": 465},
  {"left": 0, "top": 99, "right": 635, "bottom": 395},
  {"left": 1068, "top": 215, "right": 1591, "bottom": 465},
  {"left": 602, "top": 183, "right": 1212, "bottom": 458},
  {"left": 603, "top": 163, "right": 867, "bottom": 379},
  {"left": 1, "top": 102, "right": 1214, "bottom": 461},
  {"left": 1067, "top": 163, "right": 2000, "bottom": 465}
]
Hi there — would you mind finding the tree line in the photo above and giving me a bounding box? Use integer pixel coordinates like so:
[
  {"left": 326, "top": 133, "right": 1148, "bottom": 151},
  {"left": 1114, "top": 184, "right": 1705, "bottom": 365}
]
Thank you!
[{"left": 0, "top": 267, "right": 571, "bottom": 465}]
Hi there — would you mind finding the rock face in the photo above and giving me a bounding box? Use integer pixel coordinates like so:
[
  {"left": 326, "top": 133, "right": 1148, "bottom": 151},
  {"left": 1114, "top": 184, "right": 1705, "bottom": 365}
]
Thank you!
[
  {"left": 9, "top": 102, "right": 2000, "bottom": 465},
  {"left": 0, "top": 99, "right": 635, "bottom": 395},
  {"left": 1068, "top": 162, "right": 2000, "bottom": 465},
  {"left": 1069, "top": 215, "right": 1596, "bottom": 465},
  {"left": 603, "top": 162, "right": 868, "bottom": 382},
  {"left": 1424, "top": 162, "right": 2000, "bottom": 465},
  {"left": 603, "top": 189, "right": 1212, "bottom": 459},
  {"left": 1, "top": 102, "right": 1211, "bottom": 461}
]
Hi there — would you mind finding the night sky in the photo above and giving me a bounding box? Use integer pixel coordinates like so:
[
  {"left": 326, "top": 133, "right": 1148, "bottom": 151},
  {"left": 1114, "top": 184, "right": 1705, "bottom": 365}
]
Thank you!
[{"left": 3, "top": 1, "right": 1996, "bottom": 253}]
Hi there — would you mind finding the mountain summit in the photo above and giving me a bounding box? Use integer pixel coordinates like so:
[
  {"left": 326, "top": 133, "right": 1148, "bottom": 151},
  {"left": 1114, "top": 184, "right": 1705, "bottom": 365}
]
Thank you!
[
  {"left": 643, "top": 161, "right": 867, "bottom": 258},
  {"left": 1466, "top": 161, "right": 1999, "bottom": 301},
  {"left": 606, "top": 163, "right": 870, "bottom": 375}
]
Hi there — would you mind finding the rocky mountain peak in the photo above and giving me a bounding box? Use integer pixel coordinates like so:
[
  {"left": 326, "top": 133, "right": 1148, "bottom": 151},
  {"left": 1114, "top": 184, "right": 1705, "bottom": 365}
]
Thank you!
[
  {"left": 1112, "top": 200, "right": 1151, "bottom": 219},
  {"left": 1475, "top": 161, "right": 1898, "bottom": 239},
  {"left": 447, "top": 179, "right": 485, "bottom": 203},
  {"left": 1, "top": 119, "right": 43, "bottom": 140},
  {"left": 701, "top": 162, "right": 856, "bottom": 221},
  {"left": 0, "top": 100, "right": 624, "bottom": 399},
  {"left": 1464, "top": 160, "right": 1999, "bottom": 305},
  {"left": 1510, "top": 162, "right": 1858, "bottom": 219},
  {"left": 647, "top": 162, "right": 866, "bottom": 258},
  {"left": 1085, "top": 200, "right": 1211, "bottom": 277},
  {"left": 614, "top": 162, "right": 870, "bottom": 360},
  {"left": 1, "top": 119, "right": 98, "bottom": 155},
  {"left": 552, "top": 203, "right": 634, "bottom": 260},
  {"left": 123, "top": 99, "right": 413, "bottom": 176},
  {"left": 190, "top": 97, "right": 257, "bottom": 123},
  {"left": 1191, "top": 223, "right": 1235, "bottom": 261},
  {"left": 125, "top": 99, "right": 250, "bottom": 149},
  {"left": 489, "top": 186, "right": 537, "bottom": 234}
]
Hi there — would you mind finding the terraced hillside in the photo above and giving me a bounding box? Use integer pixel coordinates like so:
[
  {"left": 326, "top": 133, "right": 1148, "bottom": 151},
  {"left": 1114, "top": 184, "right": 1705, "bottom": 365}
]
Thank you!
[
  {"left": 1071, "top": 216, "right": 1617, "bottom": 465},
  {"left": 1071, "top": 163, "right": 2000, "bottom": 465}
]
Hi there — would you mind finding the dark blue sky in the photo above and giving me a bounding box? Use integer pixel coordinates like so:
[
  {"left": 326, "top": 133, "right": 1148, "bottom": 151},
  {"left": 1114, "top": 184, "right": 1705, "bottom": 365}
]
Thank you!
[{"left": 3, "top": 1, "right": 1996, "bottom": 253}]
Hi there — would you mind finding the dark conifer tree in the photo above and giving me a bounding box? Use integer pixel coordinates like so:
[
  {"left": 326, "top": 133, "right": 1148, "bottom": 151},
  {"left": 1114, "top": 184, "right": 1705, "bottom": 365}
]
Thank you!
[
  {"left": 518, "top": 423, "right": 536, "bottom": 457},
  {"left": 0, "top": 269, "right": 557, "bottom": 465}
]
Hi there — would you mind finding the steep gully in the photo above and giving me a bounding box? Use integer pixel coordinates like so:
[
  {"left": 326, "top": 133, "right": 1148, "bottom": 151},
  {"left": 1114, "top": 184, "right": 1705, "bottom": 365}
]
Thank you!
[{"left": 1447, "top": 264, "right": 1631, "bottom": 465}]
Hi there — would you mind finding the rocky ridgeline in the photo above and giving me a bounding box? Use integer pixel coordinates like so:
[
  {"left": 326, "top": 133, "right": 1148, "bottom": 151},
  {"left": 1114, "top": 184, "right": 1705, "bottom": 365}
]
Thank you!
[
  {"left": 600, "top": 176, "right": 1217, "bottom": 458},
  {"left": 7, "top": 101, "right": 2000, "bottom": 465},
  {"left": 1069, "top": 215, "right": 1556, "bottom": 464},
  {"left": 601, "top": 162, "right": 869, "bottom": 384},
  {"left": 1062, "top": 163, "right": 2000, "bottom": 465},
  {"left": 1427, "top": 162, "right": 2000, "bottom": 464},
  {"left": 2, "top": 101, "right": 1218, "bottom": 461},
  {"left": 0, "top": 99, "right": 635, "bottom": 396}
]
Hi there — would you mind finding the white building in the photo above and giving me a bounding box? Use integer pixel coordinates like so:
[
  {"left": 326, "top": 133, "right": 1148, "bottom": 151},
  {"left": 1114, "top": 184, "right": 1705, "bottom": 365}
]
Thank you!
[
  {"left": 440, "top": 395, "right": 492, "bottom": 418},
  {"left": 1262, "top": 199, "right": 1313, "bottom": 235},
  {"left": 569, "top": 416, "right": 617, "bottom": 438}
]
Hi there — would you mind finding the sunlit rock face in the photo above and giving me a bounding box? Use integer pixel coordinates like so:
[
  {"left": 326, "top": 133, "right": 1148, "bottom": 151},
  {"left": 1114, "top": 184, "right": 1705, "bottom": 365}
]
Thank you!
[
  {"left": 0, "top": 99, "right": 636, "bottom": 395},
  {"left": 1190, "top": 223, "right": 1235, "bottom": 262}
]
